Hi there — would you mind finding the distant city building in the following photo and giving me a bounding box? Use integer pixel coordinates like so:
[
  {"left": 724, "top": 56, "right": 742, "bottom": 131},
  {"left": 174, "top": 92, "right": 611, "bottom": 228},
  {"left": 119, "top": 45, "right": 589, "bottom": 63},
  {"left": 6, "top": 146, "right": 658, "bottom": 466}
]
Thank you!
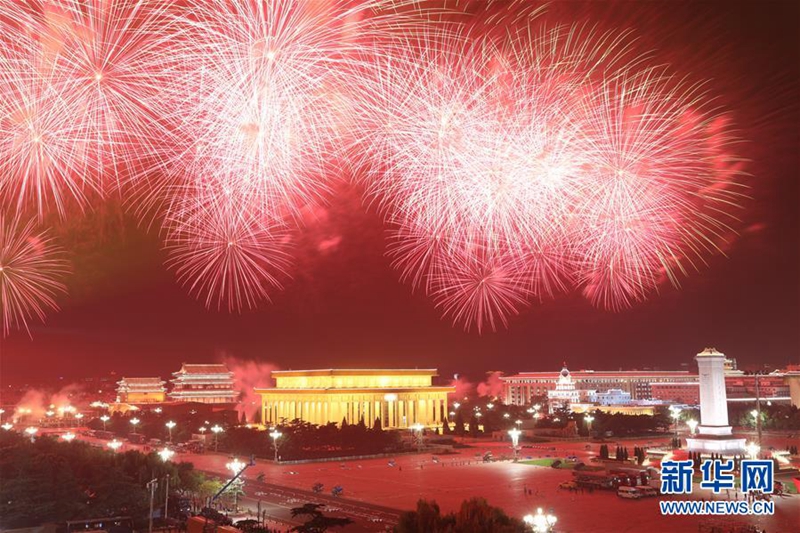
[
  {"left": 587, "top": 388, "right": 632, "bottom": 406},
  {"left": 502, "top": 367, "right": 698, "bottom": 406},
  {"left": 649, "top": 382, "right": 700, "bottom": 404},
  {"left": 116, "top": 377, "right": 166, "bottom": 404},
  {"left": 169, "top": 364, "right": 237, "bottom": 404},
  {"left": 503, "top": 359, "right": 795, "bottom": 407},
  {"left": 546, "top": 365, "right": 581, "bottom": 413},
  {"left": 255, "top": 369, "right": 455, "bottom": 428},
  {"left": 570, "top": 403, "right": 657, "bottom": 416}
]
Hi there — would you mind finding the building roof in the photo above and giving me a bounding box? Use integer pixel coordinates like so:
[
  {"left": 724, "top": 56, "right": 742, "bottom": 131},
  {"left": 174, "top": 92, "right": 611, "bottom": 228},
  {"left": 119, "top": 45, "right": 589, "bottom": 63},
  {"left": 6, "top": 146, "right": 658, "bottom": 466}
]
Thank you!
[
  {"left": 174, "top": 364, "right": 232, "bottom": 375},
  {"left": 697, "top": 347, "right": 725, "bottom": 357},
  {"left": 502, "top": 370, "right": 695, "bottom": 380},
  {"left": 271, "top": 368, "right": 439, "bottom": 377},
  {"left": 118, "top": 377, "right": 165, "bottom": 384}
]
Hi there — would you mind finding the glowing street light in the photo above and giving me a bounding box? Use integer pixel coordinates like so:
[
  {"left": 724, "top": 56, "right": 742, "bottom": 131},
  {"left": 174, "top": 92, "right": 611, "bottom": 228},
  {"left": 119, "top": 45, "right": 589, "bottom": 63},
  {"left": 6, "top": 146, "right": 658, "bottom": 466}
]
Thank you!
[
  {"left": 686, "top": 419, "right": 698, "bottom": 435},
  {"left": 130, "top": 417, "right": 140, "bottom": 430},
  {"left": 503, "top": 413, "right": 511, "bottom": 419},
  {"left": 158, "top": 448, "right": 175, "bottom": 462},
  {"left": 108, "top": 439, "right": 122, "bottom": 451},
  {"left": 74, "top": 413, "right": 84, "bottom": 422},
  {"left": 508, "top": 428, "right": 522, "bottom": 461},
  {"left": 24, "top": 427, "right": 38, "bottom": 441},
  {"left": 211, "top": 424, "right": 223, "bottom": 452},
  {"left": 453, "top": 402, "right": 461, "bottom": 409},
  {"left": 270, "top": 429, "right": 282, "bottom": 462},
  {"left": 62, "top": 432, "right": 76, "bottom": 441},
  {"left": 165, "top": 421, "right": 176, "bottom": 443},
  {"left": 100, "top": 415, "right": 110, "bottom": 430},
  {"left": 523, "top": 508, "right": 558, "bottom": 532},
  {"left": 487, "top": 403, "right": 494, "bottom": 410},
  {"left": 1, "top": 423, "right": 12, "bottom": 431},
  {"left": 410, "top": 423, "right": 424, "bottom": 452},
  {"left": 669, "top": 406, "right": 682, "bottom": 443},
  {"left": 585, "top": 415, "right": 595, "bottom": 433},
  {"left": 746, "top": 442, "right": 760, "bottom": 460},
  {"left": 226, "top": 458, "right": 246, "bottom": 512}
]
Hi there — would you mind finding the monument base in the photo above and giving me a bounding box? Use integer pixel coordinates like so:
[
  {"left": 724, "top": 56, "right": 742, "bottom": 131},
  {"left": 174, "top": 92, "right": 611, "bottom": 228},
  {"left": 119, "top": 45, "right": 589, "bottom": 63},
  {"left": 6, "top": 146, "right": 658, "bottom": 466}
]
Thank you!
[{"left": 687, "top": 427, "right": 746, "bottom": 455}]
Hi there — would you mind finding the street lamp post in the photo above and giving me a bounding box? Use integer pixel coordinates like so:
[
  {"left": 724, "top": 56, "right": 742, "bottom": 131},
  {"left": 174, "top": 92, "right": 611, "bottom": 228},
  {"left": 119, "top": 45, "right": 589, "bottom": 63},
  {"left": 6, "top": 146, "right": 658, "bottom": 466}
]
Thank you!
[
  {"left": 523, "top": 508, "right": 558, "bottom": 533},
  {"left": 147, "top": 478, "right": 158, "bottom": 533},
  {"left": 270, "top": 429, "right": 282, "bottom": 462},
  {"left": 1, "top": 423, "right": 12, "bottom": 431},
  {"left": 62, "top": 432, "right": 76, "bottom": 441},
  {"left": 508, "top": 428, "right": 522, "bottom": 462},
  {"left": 686, "top": 419, "right": 698, "bottom": 435},
  {"left": 166, "top": 421, "right": 176, "bottom": 443},
  {"left": 158, "top": 448, "right": 175, "bottom": 462},
  {"left": 226, "top": 458, "right": 246, "bottom": 512},
  {"left": 410, "top": 423, "right": 424, "bottom": 452},
  {"left": 100, "top": 415, "right": 110, "bottom": 431},
  {"left": 130, "top": 417, "right": 140, "bottom": 434},
  {"left": 584, "top": 415, "right": 594, "bottom": 435},
  {"left": 108, "top": 439, "right": 122, "bottom": 451},
  {"left": 24, "top": 427, "right": 38, "bottom": 442},
  {"left": 746, "top": 441, "right": 760, "bottom": 460},
  {"left": 211, "top": 425, "right": 223, "bottom": 452},
  {"left": 669, "top": 406, "right": 682, "bottom": 446}
]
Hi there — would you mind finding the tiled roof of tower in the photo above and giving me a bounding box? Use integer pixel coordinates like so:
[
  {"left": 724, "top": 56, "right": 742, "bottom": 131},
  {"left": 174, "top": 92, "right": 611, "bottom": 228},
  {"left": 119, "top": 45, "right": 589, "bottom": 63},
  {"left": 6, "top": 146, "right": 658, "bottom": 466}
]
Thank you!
[
  {"left": 119, "top": 377, "right": 164, "bottom": 384},
  {"left": 176, "top": 364, "right": 231, "bottom": 374}
]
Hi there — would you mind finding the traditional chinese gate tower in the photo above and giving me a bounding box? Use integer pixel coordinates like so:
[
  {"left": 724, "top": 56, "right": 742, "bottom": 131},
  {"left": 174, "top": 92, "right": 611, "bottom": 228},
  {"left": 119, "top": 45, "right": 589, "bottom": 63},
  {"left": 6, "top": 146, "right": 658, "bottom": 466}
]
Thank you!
[{"left": 686, "top": 347, "right": 746, "bottom": 454}]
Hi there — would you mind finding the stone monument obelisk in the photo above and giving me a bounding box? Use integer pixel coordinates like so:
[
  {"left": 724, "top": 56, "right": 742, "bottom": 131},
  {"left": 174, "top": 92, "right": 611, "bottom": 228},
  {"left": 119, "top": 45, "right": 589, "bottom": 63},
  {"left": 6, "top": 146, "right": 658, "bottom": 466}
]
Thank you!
[{"left": 686, "top": 347, "right": 745, "bottom": 454}]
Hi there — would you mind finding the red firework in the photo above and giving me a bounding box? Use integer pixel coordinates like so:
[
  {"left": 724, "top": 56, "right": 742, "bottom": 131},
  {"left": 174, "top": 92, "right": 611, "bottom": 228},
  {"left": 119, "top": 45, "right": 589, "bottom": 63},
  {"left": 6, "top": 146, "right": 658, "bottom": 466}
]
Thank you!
[{"left": 0, "top": 213, "right": 69, "bottom": 337}]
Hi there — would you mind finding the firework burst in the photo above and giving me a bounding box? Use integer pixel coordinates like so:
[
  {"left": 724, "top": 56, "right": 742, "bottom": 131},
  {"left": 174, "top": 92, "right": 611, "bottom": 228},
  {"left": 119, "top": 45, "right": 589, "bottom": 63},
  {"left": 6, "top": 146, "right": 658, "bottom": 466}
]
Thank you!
[
  {"left": 0, "top": 214, "right": 69, "bottom": 337},
  {"left": 355, "top": 19, "right": 744, "bottom": 330},
  {"left": 164, "top": 188, "right": 293, "bottom": 313},
  {"left": 0, "top": 0, "right": 175, "bottom": 218}
]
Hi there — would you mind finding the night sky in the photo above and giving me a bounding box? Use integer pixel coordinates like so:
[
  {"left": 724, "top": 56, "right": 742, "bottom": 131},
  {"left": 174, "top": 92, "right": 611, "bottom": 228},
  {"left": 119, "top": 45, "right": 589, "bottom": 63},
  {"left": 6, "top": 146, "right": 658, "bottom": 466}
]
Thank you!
[{"left": 1, "top": 1, "right": 798, "bottom": 383}]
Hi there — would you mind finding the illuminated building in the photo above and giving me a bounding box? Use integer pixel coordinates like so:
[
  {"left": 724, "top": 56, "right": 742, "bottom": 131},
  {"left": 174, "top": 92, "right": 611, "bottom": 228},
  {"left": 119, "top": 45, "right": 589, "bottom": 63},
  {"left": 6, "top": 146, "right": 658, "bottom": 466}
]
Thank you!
[
  {"left": 587, "top": 388, "right": 632, "bottom": 405},
  {"left": 116, "top": 377, "right": 166, "bottom": 404},
  {"left": 503, "top": 367, "right": 698, "bottom": 405},
  {"left": 169, "top": 364, "right": 237, "bottom": 404},
  {"left": 650, "top": 382, "right": 700, "bottom": 404},
  {"left": 546, "top": 365, "right": 581, "bottom": 413},
  {"left": 255, "top": 369, "right": 454, "bottom": 428}
]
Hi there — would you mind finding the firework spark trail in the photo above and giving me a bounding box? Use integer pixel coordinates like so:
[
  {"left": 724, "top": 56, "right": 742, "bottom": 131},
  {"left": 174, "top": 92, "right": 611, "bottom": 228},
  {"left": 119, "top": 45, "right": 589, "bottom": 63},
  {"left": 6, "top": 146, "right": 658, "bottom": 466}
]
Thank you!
[
  {"left": 354, "top": 19, "right": 744, "bottom": 330},
  {"left": 164, "top": 188, "right": 293, "bottom": 313},
  {"left": 0, "top": 2, "right": 746, "bottom": 330},
  {"left": 0, "top": 214, "right": 69, "bottom": 337},
  {"left": 0, "top": 0, "right": 176, "bottom": 218}
]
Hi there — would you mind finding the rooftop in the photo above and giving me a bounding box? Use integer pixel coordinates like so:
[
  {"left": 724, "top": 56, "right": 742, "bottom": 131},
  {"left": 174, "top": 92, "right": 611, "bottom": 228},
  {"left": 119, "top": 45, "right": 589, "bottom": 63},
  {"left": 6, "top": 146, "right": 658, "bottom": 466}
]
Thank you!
[
  {"left": 174, "top": 364, "right": 232, "bottom": 375},
  {"left": 271, "top": 368, "right": 439, "bottom": 377}
]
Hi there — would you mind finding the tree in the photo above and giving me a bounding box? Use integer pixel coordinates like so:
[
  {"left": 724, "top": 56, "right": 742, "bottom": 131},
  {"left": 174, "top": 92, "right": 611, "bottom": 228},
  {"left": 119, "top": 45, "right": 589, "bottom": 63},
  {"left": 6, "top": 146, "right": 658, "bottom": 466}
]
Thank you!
[
  {"left": 290, "top": 503, "right": 353, "bottom": 533},
  {"left": 469, "top": 414, "right": 480, "bottom": 437},
  {"left": 373, "top": 417, "right": 382, "bottom": 431},
  {"left": 396, "top": 498, "right": 526, "bottom": 533},
  {"left": 453, "top": 411, "right": 466, "bottom": 436},
  {"left": 441, "top": 418, "right": 451, "bottom": 435}
]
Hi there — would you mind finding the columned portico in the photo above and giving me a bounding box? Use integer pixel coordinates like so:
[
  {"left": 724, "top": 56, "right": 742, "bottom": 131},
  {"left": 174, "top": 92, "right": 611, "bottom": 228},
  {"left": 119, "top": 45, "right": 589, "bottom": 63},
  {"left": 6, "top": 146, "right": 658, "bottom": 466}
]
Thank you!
[{"left": 256, "top": 369, "right": 454, "bottom": 429}]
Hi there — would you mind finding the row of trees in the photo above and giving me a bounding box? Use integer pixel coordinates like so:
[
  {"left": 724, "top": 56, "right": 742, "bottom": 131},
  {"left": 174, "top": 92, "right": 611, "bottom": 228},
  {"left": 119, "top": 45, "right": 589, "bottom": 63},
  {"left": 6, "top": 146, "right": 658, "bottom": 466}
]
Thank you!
[
  {"left": 597, "top": 444, "right": 646, "bottom": 464},
  {"left": 222, "top": 418, "right": 402, "bottom": 461},
  {"left": 0, "top": 431, "right": 219, "bottom": 529},
  {"left": 396, "top": 498, "right": 528, "bottom": 533}
]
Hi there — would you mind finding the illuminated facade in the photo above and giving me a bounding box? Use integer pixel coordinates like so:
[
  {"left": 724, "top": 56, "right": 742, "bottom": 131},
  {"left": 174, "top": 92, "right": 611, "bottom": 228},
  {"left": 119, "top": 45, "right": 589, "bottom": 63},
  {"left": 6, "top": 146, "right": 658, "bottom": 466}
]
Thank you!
[
  {"left": 503, "top": 368, "right": 698, "bottom": 405},
  {"left": 116, "top": 377, "right": 166, "bottom": 403},
  {"left": 169, "top": 364, "right": 237, "bottom": 404},
  {"left": 546, "top": 366, "right": 581, "bottom": 413},
  {"left": 255, "top": 369, "right": 454, "bottom": 428}
]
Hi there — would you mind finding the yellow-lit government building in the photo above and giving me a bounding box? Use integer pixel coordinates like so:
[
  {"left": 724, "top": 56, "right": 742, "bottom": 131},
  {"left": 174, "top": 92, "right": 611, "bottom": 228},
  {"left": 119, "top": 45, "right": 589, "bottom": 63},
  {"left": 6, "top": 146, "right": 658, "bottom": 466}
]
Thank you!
[{"left": 255, "top": 369, "right": 454, "bottom": 429}]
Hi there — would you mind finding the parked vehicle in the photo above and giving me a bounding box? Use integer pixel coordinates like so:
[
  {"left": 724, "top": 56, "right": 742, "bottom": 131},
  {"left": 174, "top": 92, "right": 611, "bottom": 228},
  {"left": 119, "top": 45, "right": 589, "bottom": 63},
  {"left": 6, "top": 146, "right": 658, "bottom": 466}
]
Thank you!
[
  {"left": 635, "top": 486, "right": 659, "bottom": 497},
  {"left": 617, "top": 486, "right": 642, "bottom": 499}
]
